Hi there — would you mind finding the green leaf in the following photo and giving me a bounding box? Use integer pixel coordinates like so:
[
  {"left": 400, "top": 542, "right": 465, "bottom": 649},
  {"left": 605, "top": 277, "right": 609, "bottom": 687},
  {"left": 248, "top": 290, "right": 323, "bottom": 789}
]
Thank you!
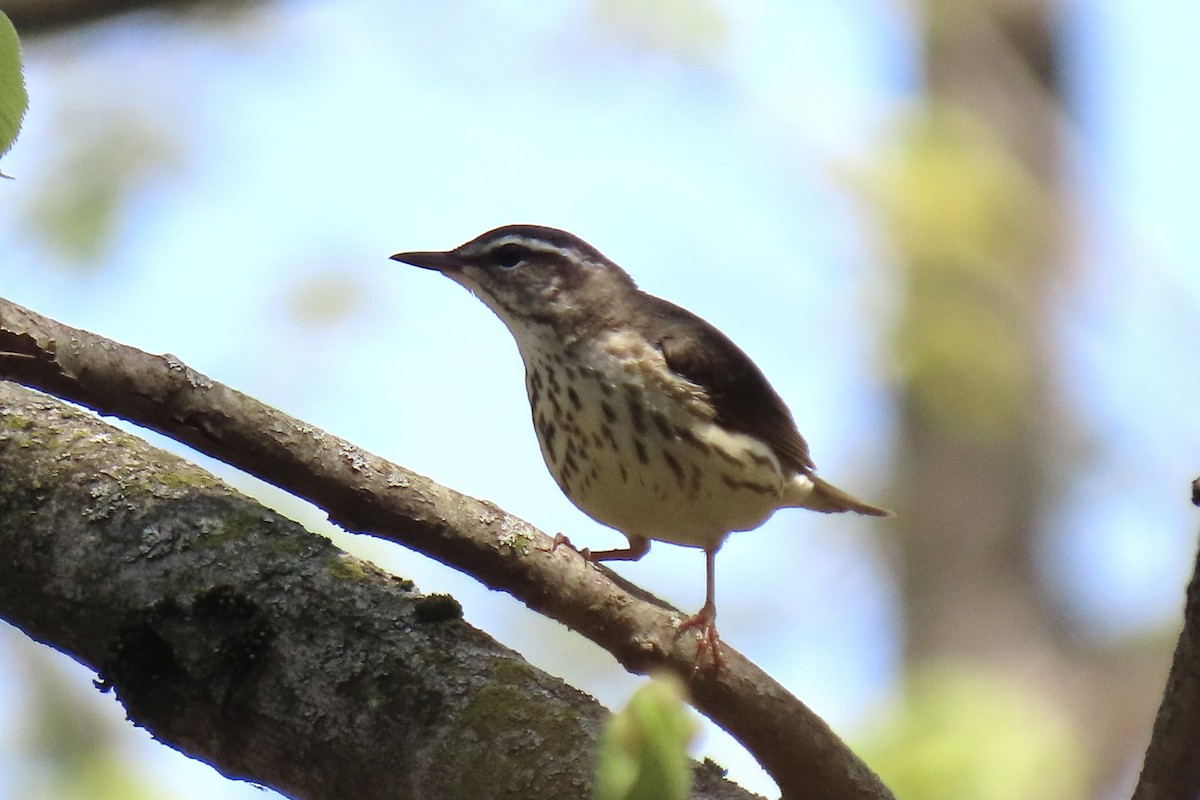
[
  {"left": 0, "top": 10, "right": 28, "bottom": 168},
  {"left": 595, "top": 674, "right": 699, "bottom": 800}
]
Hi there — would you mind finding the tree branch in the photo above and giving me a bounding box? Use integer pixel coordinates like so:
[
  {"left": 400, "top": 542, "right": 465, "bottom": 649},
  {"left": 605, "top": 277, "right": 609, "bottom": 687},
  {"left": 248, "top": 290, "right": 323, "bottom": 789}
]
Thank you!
[
  {"left": 1131, "top": 481, "right": 1200, "bottom": 800},
  {"left": 0, "top": 381, "right": 757, "bottom": 800},
  {"left": 0, "top": 295, "right": 894, "bottom": 800},
  {"left": 2, "top": 0, "right": 250, "bottom": 37}
]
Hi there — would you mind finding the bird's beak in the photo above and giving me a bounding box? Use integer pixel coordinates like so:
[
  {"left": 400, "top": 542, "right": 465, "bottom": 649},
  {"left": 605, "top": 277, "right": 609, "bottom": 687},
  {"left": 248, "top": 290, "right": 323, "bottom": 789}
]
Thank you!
[{"left": 389, "top": 250, "right": 464, "bottom": 274}]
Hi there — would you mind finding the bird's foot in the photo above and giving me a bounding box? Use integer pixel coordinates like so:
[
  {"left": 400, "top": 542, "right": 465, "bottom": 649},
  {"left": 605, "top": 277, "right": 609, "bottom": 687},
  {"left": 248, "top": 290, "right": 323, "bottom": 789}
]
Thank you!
[
  {"left": 542, "top": 533, "right": 591, "bottom": 560},
  {"left": 677, "top": 607, "right": 724, "bottom": 671}
]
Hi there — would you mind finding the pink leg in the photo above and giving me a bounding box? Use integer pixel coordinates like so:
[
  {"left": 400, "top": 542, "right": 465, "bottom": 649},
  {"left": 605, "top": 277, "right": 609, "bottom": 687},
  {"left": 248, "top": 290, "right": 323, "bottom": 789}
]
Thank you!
[
  {"left": 547, "top": 534, "right": 650, "bottom": 563},
  {"left": 677, "top": 547, "right": 723, "bottom": 669},
  {"left": 585, "top": 536, "right": 650, "bottom": 562}
]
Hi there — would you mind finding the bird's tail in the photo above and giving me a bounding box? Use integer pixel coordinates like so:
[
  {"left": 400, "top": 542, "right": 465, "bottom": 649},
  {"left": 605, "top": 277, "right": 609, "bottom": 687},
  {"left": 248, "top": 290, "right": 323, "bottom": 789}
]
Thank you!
[{"left": 783, "top": 474, "right": 891, "bottom": 517}]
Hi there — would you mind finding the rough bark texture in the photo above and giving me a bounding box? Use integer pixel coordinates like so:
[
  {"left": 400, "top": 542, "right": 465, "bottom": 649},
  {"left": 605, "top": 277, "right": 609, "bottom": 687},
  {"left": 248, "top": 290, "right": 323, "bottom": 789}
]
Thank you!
[
  {"left": 0, "top": 381, "right": 761, "bottom": 800},
  {"left": 1132, "top": 497, "right": 1200, "bottom": 800},
  {"left": 0, "top": 296, "right": 895, "bottom": 799}
]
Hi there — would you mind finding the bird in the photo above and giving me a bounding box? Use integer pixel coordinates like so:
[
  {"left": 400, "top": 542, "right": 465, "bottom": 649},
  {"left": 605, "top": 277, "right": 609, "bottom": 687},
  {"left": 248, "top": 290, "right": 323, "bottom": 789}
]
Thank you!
[{"left": 391, "top": 224, "right": 889, "bottom": 666}]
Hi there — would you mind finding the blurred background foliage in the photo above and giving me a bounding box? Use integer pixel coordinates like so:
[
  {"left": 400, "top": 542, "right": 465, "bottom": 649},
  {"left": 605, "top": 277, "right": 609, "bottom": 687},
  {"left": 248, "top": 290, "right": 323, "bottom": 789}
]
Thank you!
[
  {"left": 861, "top": 662, "right": 1091, "bottom": 800},
  {"left": 1, "top": 0, "right": 1197, "bottom": 798},
  {"left": 871, "top": 105, "right": 1051, "bottom": 439},
  {"left": 22, "top": 104, "right": 181, "bottom": 265}
]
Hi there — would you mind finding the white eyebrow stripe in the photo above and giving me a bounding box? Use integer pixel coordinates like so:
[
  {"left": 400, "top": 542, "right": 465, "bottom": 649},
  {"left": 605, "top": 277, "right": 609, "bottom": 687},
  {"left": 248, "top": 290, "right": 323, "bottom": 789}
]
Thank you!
[{"left": 465, "top": 235, "right": 581, "bottom": 260}]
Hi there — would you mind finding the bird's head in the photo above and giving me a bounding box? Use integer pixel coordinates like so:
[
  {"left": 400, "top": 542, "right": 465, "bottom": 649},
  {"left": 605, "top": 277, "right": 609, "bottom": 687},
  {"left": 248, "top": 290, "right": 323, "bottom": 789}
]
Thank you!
[{"left": 391, "top": 225, "right": 636, "bottom": 336}]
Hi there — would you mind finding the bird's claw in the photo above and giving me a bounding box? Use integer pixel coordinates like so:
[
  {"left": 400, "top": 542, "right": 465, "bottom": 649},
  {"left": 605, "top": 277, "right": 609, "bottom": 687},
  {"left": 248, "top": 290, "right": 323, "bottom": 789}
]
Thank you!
[
  {"left": 542, "top": 533, "right": 592, "bottom": 561},
  {"left": 677, "top": 609, "right": 724, "bottom": 671}
]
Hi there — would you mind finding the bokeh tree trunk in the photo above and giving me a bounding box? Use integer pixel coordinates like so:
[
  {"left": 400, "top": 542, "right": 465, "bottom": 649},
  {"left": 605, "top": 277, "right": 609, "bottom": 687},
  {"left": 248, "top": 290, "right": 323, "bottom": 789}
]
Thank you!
[
  {"left": 899, "top": 0, "right": 1066, "bottom": 675},
  {"left": 876, "top": 1, "right": 1171, "bottom": 795}
]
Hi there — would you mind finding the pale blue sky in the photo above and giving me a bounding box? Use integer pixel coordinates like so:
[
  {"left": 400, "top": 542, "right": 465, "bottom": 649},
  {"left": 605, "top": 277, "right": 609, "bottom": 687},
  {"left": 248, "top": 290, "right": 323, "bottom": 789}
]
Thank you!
[{"left": 1, "top": 1, "right": 1198, "bottom": 797}]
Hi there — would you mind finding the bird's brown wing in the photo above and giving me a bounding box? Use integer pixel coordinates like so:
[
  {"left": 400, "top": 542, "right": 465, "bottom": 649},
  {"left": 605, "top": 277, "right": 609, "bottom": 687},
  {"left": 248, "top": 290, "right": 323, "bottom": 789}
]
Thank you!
[{"left": 633, "top": 293, "right": 816, "bottom": 475}]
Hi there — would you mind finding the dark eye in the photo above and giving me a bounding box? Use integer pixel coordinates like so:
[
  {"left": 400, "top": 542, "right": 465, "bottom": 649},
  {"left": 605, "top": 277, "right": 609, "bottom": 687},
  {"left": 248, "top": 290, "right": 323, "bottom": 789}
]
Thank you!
[{"left": 492, "top": 243, "right": 528, "bottom": 269}]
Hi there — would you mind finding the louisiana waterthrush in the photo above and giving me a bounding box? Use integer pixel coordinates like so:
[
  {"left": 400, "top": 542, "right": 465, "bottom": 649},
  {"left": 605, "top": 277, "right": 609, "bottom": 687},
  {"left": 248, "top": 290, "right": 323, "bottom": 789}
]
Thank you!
[{"left": 392, "top": 225, "right": 888, "bottom": 666}]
